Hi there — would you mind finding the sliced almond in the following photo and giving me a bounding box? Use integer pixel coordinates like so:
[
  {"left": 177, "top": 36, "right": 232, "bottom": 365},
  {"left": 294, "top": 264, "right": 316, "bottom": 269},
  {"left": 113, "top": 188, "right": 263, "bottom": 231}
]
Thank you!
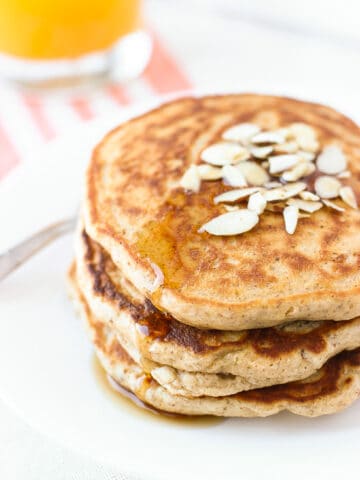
[
  {"left": 250, "top": 145, "right": 273, "bottom": 159},
  {"left": 297, "top": 151, "right": 316, "bottom": 162},
  {"left": 299, "top": 191, "right": 320, "bottom": 201},
  {"left": 264, "top": 182, "right": 306, "bottom": 202},
  {"left": 261, "top": 160, "right": 269, "bottom": 169},
  {"left": 275, "top": 127, "right": 291, "bottom": 139},
  {"left": 338, "top": 170, "right": 350, "bottom": 179},
  {"left": 197, "top": 164, "right": 223, "bottom": 180},
  {"left": 316, "top": 145, "right": 347, "bottom": 175},
  {"left": 198, "top": 209, "right": 259, "bottom": 236},
  {"left": 314, "top": 176, "right": 341, "bottom": 199},
  {"left": 179, "top": 165, "right": 201, "bottom": 192},
  {"left": 268, "top": 154, "right": 300, "bottom": 174},
  {"left": 281, "top": 162, "right": 315, "bottom": 182},
  {"left": 289, "top": 123, "right": 319, "bottom": 152},
  {"left": 251, "top": 131, "right": 285, "bottom": 145},
  {"left": 223, "top": 204, "right": 240, "bottom": 212},
  {"left": 322, "top": 199, "right": 345, "bottom": 212},
  {"left": 287, "top": 198, "right": 323, "bottom": 213},
  {"left": 299, "top": 138, "right": 319, "bottom": 153},
  {"left": 274, "top": 141, "right": 299, "bottom": 154},
  {"left": 303, "top": 162, "right": 316, "bottom": 175},
  {"left": 236, "top": 161, "right": 270, "bottom": 186},
  {"left": 339, "top": 186, "right": 358, "bottom": 209},
  {"left": 248, "top": 192, "right": 267, "bottom": 214},
  {"left": 264, "top": 181, "right": 283, "bottom": 189},
  {"left": 222, "top": 165, "right": 247, "bottom": 187},
  {"left": 222, "top": 123, "right": 260, "bottom": 144},
  {"left": 265, "top": 202, "right": 286, "bottom": 213},
  {"left": 201, "top": 142, "right": 250, "bottom": 166},
  {"left": 283, "top": 205, "right": 299, "bottom": 234},
  {"left": 214, "top": 187, "right": 260, "bottom": 204}
]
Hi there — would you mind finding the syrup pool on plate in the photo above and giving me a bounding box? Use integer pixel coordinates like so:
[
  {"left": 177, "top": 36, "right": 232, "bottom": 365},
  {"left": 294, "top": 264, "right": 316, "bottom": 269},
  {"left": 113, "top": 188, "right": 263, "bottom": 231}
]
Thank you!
[{"left": 92, "top": 355, "right": 223, "bottom": 427}]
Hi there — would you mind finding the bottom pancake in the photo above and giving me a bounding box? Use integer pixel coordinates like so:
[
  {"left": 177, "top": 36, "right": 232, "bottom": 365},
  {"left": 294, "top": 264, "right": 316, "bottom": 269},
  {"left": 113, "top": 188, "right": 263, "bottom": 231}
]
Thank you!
[{"left": 68, "top": 264, "right": 360, "bottom": 417}]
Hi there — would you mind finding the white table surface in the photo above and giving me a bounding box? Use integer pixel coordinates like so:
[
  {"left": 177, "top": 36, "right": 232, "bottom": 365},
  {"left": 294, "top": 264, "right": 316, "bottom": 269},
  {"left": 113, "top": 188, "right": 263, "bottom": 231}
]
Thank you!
[{"left": 2, "top": 1, "right": 360, "bottom": 478}]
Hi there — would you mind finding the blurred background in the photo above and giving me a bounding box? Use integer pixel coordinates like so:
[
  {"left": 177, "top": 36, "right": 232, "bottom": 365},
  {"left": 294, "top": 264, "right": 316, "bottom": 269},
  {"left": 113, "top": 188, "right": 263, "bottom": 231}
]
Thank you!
[
  {"left": 1, "top": 0, "right": 360, "bottom": 478},
  {"left": 1, "top": 0, "right": 360, "bottom": 181}
]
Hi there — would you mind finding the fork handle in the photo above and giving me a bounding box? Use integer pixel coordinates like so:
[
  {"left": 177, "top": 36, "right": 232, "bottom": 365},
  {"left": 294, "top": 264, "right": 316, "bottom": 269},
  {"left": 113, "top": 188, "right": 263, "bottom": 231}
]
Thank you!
[{"left": 0, "top": 218, "right": 76, "bottom": 282}]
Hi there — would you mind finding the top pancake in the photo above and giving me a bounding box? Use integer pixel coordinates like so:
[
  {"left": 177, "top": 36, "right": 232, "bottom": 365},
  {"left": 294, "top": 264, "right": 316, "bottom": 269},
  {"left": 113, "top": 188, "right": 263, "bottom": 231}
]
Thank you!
[{"left": 84, "top": 94, "right": 360, "bottom": 330}]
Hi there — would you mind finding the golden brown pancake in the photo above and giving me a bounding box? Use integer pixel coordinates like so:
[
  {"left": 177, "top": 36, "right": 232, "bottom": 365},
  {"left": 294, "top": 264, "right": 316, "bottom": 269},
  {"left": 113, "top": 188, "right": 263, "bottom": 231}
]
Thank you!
[
  {"left": 68, "top": 266, "right": 360, "bottom": 417},
  {"left": 73, "top": 228, "right": 360, "bottom": 396},
  {"left": 84, "top": 94, "right": 360, "bottom": 330}
]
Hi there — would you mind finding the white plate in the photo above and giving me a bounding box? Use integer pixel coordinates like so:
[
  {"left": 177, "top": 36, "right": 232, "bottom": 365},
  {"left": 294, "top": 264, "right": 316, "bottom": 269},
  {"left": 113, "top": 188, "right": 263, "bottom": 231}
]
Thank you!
[{"left": 0, "top": 93, "right": 359, "bottom": 480}]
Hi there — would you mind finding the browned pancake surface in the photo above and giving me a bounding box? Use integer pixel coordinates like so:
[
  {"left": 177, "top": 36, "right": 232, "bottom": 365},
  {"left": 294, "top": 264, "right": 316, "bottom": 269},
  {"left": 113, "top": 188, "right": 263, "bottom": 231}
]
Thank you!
[
  {"left": 87, "top": 288, "right": 360, "bottom": 415},
  {"left": 82, "top": 229, "right": 359, "bottom": 358},
  {"left": 84, "top": 94, "right": 360, "bottom": 329},
  {"left": 68, "top": 262, "right": 360, "bottom": 415}
]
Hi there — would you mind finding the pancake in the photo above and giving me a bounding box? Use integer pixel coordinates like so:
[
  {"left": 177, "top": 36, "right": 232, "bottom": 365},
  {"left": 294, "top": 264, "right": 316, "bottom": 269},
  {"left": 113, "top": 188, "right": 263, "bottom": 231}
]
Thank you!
[
  {"left": 74, "top": 229, "right": 360, "bottom": 396},
  {"left": 84, "top": 94, "right": 360, "bottom": 330},
  {"left": 68, "top": 265, "right": 360, "bottom": 417}
]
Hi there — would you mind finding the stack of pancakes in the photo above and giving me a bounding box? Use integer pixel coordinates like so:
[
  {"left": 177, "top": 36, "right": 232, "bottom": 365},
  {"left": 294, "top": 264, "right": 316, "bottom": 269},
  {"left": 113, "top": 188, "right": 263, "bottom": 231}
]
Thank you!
[{"left": 68, "top": 94, "right": 360, "bottom": 417}]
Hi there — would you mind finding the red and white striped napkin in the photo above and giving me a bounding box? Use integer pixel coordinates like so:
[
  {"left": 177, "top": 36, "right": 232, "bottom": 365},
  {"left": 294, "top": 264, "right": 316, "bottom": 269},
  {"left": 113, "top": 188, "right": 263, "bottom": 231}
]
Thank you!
[{"left": 0, "top": 30, "right": 192, "bottom": 181}]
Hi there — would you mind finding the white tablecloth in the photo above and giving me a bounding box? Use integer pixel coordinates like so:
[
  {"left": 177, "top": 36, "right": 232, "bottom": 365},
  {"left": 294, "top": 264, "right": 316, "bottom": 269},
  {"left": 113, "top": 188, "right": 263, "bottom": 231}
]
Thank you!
[
  {"left": 0, "top": 404, "right": 138, "bottom": 480},
  {"left": 2, "top": 1, "right": 360, "bottom": 478}
]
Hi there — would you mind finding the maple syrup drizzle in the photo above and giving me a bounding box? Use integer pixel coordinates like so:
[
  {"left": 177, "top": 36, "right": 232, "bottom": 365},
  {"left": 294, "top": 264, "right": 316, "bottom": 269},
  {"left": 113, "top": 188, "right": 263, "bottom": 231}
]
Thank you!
[
  {"left": 134, "top": 186, "right": 224, "bottom": 298},
  {"left": 92, "top": 355, "right": 223, "bottom": 427}
]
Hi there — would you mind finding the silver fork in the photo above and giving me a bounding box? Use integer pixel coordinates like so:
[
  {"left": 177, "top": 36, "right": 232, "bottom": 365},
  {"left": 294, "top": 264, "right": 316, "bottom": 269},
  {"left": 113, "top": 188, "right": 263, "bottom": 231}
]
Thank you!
[{"left": 0, "top": 217, "right": 77, "bottom": 282}]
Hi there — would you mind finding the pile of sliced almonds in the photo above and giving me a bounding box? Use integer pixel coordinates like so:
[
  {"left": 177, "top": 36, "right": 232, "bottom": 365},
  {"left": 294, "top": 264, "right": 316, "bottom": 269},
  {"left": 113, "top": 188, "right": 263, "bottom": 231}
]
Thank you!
[{"left": 179, "top": 122, "right": 358, "bottom": 236}]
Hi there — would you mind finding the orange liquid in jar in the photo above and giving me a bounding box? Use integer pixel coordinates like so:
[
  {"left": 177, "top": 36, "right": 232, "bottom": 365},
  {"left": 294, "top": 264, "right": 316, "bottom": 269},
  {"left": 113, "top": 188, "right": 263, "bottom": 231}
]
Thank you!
[{"left": 0, "top": 0, "right": 141, "bottom": 60}]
